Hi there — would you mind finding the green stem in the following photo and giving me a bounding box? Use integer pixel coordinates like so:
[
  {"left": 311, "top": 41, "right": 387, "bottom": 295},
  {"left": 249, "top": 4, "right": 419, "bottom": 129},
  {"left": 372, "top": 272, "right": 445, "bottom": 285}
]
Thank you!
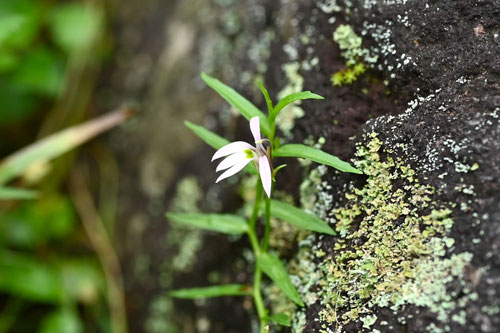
[
  {"left": 247, "top": 181, "right": 267, "bottom": 331},
  {"left": 249, "top": 181, "right": 263, "bottom": 230},
  {"left": 253, "top": 266, "right": 267, "bottom": 332},
  {"left": 262, "top": 196, "right": 271, "bottom": 252},
  {"left": 269, "top": 114, "right": 276, "bottom": 144}
]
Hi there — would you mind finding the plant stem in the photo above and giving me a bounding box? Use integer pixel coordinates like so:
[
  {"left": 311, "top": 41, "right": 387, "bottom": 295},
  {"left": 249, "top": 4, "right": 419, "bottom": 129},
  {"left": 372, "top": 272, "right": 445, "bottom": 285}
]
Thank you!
[
  {"left": 249, "top": 181, "right": 263, "bottom": 230},
  {"left": 269, "top": 114, "right": 276, "bottom": 145},
  {"left": 253, "top": 266, "right": 267, "bottom": 332},
  {"left": 247, "top": 181, "right": 267, "bottom": 332},
  {"left": 69, "top": 170, "right": 127, "bottom": 333},
  {"left": 262, "top": 196, "right": 271, "bottom": 252}
]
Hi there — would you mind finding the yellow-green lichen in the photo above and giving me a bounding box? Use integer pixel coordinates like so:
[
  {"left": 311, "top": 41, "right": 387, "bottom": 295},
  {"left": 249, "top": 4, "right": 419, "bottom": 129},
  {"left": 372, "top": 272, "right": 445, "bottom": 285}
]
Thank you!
[
  {"left": 331, "top": 62, "right": 367, "bottom": 86},
  {"left": 331, "top": 24, "right": 376, "bottom": 86},
  {"left": 292, "top": 133, "right": 474, "bottom": 331}
]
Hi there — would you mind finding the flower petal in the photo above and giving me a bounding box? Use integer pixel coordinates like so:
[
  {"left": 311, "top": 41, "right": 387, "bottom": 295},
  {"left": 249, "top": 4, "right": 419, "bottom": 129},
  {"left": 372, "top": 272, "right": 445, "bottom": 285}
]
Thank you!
[
  {"left": 249, "top": 116, "right": 261, "bottom": 142},
  {"left": 215, "top": 157, "right": 253, "bottom": 183},
  {"left": 212, "top": 141, "right": 254, "bottom": 161},
  {"left": 216, "top": 152, "right": 250, "bottom": 172},
  {"left": 259, "top": 155, "right": 272, "bottom": 198}
]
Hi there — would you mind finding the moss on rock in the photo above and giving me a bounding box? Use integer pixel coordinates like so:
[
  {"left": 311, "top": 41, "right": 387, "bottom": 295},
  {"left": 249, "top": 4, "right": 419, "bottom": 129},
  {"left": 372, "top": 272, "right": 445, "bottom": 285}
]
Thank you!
[{"left": 292, "top": 133, "right": 475, "bottom": 332}]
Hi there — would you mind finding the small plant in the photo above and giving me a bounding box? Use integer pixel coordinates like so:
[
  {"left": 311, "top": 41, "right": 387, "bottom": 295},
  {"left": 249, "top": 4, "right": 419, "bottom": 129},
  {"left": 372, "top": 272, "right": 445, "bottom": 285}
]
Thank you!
[{"left": 167, "top": 73, "right": 361, "bottom": 331}]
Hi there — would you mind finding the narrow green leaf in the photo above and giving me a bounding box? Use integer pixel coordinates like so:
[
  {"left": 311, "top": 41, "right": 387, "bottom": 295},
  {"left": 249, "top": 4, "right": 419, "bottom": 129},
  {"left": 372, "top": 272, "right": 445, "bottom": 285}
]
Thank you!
[
  {"left": 257, "top": 80, "right": 273, "bottom": 115},
  {"left": 272, "top": 164, "right": 287, "bottom": 180},
  {"left": 274, "top": 144, "right": 362, "bottom": 174},
  {"left": 257, "top": 252, "right": 303, "bottom": 306},
  {"left": 170, "top": 284, "right": 251, "bottom": 299},
  {"left": 267, "top": 313, "right": 291, "bottom": 327},
  {"left": 269, "top": 200, "right": 336, "bottom": 236},
  {"left": 0, "top": 187, "right": 38, "bottom": 200},
  {"left": 183, "top": 121, "right": 257, "bottom": 174},
  {"left": 184, "top": 121, "right": 230, "bottom": 150},
  {"left": 273, "top": 91, "right": 324, "bottom": 116},
  {"left": 0, "top": 109, "right": 131, "bottom": 185},
  {"left": 201, "top": 72, "right": 270, "bottom": 135},
  {"left": 166, "top": 212, "right": 248, "bottom": 234}
]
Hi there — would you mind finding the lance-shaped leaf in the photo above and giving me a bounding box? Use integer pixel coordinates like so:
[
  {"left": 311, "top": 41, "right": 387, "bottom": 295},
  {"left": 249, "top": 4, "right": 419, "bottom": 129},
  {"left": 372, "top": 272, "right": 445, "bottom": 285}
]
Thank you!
[
  {"left": 170, "top": 284, "right": 251, "bottom": 299},
  {"left": 257, "top": 80, "right": 273, "bottom": 115},
  {"left": 0, "top": 187, "right": 38, "bottom": 200},
  {"left": 274, "top": 144, "right": 362, "bottom": 174},
  {"left": 257, "top": 252, "right": 303, "bottom": 306},
  {"left": 166, "top": 212, "right": 248, "bottom": 234},
  {"left": 267, "top": 313, "right": 291, "bottom": 327},
  {"left": 273, "top": 91, "right": 324, "bottom": 117},
  {"left": 201, "top": 72, "right": 271, "bottom": 135},
  {"left": 0, "top": 109, "right": 131, "bottom": 185},
  {"left": 184, "top": 121, "right": 230, "bottom": 150},
  {"left": 269, "top": 200, "right": 336, "bottom": 235},
  {"left": 184, "top": 121, "right": 257, "bottom": 175}
]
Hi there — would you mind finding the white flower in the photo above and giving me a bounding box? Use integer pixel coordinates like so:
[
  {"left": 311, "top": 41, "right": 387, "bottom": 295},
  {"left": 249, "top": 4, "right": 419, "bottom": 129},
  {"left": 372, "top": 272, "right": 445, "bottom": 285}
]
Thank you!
[{"left": 212, "top": 116, "right": 273, "bottom": 197}]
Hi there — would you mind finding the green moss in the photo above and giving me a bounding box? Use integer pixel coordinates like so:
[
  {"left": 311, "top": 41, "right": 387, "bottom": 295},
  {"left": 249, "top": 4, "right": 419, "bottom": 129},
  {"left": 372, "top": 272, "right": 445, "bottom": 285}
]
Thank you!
[
  {"left": 333, "top": 25, "right": 369, "bottom": 66},
  {"left": 331, "top": 62, "right": 367, "bottom": 86},
  {"left": 292, "top": 133, "right": 475, "bottom": 330},
  {"left": 331, "top": 25, "right": 374, "bottom": 86}
]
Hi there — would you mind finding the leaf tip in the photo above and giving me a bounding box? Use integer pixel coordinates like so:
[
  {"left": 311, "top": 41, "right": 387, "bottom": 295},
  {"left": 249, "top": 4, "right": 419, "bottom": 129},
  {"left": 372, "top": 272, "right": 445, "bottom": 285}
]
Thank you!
[
  {"left": 350, "top": 167, "right": 364, "bottom": 175},
  {"left": 309, "top": 92, "right": 325, "bottom": 100}
]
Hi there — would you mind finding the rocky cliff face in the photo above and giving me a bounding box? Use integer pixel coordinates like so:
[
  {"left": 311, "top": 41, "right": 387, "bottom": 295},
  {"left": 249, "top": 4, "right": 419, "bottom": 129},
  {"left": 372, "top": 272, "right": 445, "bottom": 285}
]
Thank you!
[{"left": 102, "top": 0, "right": 499, "bottom": 332}]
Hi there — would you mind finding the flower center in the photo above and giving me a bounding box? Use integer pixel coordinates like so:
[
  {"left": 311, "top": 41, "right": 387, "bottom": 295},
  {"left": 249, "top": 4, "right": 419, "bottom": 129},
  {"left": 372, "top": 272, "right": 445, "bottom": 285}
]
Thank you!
[{"left": 244, "top": 148, "right": 255, "bottom": 159}]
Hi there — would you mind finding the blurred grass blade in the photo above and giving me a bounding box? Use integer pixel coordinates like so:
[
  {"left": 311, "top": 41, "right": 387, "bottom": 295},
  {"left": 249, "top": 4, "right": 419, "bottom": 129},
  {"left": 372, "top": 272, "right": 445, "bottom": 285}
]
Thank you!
[
  {"left": 0, "top": 109, "right": 131, "bottom": 185},
  {"left": 257, "top": 80, "right": 273, "bottom": 115},
  {"left": 201, "top": 72, "right": 271, "bottom": 135},
  {"left": 184, "top": 121, "right": 230, "bottom": 150},
  {"left": 166, "top": 212, "right": 248, "bottom": 234},
  {"left": 0, "top": 187, "right": 38, "bottom": 200},
  {"left": 270, "top": 200, "right": 336, "bottom": 235},
  {"left": 274, "top": 144, "right": 362, "bottom": 174},
  {"left": 257, "top": 252, "right": 303, "bottom": 306},
  {"left": 170, "top": 284, "right": 251, "bottom": 299},
  {"left": 267, "top": 313, "right": 291, "bottom": 327},
  {"left": 273, "top": 91, "right": 323, "bottom": 117}
]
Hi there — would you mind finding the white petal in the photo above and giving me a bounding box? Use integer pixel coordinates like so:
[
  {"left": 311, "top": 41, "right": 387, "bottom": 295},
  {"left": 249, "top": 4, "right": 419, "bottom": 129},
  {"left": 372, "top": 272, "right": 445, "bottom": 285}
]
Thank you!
[
  {"left": 215, "top": 158, "right": 253, "bottom": 183},
  {"left": 212, "top": 141, "right": 253, "bottom": 161},
  {"left": 216, "top": 152, "right": 249, "bottom": 172},
  {"left": 249, "top": 116, "right": 261, "bottom": 142},
  {"left": 259, "top": 155, "right": 272, "bottom": 198}
]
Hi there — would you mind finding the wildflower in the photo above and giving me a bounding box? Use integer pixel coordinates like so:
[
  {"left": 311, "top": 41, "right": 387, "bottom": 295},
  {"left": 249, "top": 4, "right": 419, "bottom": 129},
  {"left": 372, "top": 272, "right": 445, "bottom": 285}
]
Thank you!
[{"left": 212, "top": 117, "right": 273, "bottom": 197}]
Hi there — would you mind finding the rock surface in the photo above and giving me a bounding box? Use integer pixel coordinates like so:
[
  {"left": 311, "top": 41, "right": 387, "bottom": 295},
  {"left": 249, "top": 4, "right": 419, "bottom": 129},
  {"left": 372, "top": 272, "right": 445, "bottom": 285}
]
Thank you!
[{"left": 100, "top": 0, "right": 499, "bottom": 332}]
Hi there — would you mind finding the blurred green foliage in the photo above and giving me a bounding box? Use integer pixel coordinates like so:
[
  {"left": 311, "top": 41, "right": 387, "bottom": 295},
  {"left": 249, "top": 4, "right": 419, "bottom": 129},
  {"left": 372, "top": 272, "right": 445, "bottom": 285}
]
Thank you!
[
  {"left": 0, "top": 0, "right": 100, "bottom": 125},
  {"left": 0, "top": 1, "right": 111, "bottom": 332}
]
